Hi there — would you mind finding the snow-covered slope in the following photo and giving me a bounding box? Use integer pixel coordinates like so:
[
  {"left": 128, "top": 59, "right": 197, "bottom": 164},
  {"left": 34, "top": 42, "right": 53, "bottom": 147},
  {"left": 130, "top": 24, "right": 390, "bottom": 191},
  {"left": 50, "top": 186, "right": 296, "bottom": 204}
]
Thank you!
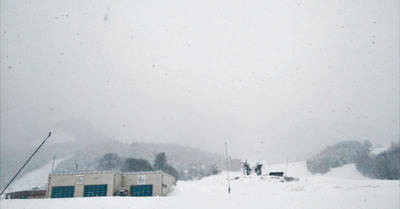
[
  {"left": 3, "top": 156, "right": 71, "bottom": 193},
  {"left": 371, "top": 147, "right": 389, "bottom": 155},
  {"left": 2, "top": 161, "right": 398, "bottom": 209},
  {"left": 323, "top": 163, "right": 370, "bottom": 180}
]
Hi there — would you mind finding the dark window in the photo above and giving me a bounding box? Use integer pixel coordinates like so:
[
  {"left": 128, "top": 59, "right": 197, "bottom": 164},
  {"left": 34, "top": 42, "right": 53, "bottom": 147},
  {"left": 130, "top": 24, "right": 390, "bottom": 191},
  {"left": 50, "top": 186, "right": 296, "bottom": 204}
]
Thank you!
[
  {"left": 51, "top": 186, "right": 75, "bottom": 198},
  {"left": 130, "top": 185, "right": 153, "bottom": 196},
  {"left": 83, "top": 184, "right": 108, "bottom": 197}
]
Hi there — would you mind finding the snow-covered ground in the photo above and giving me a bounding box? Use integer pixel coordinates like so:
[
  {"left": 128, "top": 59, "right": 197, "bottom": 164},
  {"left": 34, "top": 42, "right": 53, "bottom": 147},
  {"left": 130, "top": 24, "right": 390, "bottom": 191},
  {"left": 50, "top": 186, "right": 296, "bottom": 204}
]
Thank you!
[{"left": 1, "top": 162, "right": 398, "bottom": 209}]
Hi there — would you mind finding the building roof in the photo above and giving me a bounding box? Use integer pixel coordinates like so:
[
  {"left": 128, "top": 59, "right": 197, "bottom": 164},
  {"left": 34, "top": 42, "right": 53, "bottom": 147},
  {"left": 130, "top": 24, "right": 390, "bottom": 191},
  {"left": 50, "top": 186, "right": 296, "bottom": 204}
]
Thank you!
[{"left": 49, "top": 170, "right": 176, "bottom": 180}]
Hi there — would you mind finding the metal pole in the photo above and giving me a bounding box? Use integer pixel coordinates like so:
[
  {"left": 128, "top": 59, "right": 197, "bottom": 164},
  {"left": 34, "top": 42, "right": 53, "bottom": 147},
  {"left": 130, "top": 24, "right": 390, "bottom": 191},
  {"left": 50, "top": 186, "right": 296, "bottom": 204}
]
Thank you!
[
  {"left": 284, "top": 158, "right": 289, "bottom": 177},
  {"left": 225, "top": 142, "right": 230, "bottom": 194},
  {"left": 0, "top": 132, "right": 51, "bottom": 196},
  {"left": 51, "top": 156, "right": 55, "bottom": 174}
]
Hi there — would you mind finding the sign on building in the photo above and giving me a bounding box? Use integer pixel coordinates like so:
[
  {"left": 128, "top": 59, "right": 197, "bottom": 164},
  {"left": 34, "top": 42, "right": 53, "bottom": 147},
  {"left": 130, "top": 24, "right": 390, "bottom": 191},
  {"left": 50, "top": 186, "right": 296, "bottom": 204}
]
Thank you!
[
  {"left": 76, "top": 175, "right": 84, "bottom": 185},
  {"left": 137, "top": 175, "right": 146, "bottom": 185}
]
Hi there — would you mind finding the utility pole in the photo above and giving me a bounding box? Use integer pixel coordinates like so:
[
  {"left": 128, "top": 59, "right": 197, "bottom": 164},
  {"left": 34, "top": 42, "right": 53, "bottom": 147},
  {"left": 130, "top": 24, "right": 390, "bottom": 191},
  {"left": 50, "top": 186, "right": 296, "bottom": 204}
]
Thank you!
[
  {"left": 225, "top": 142, "right": 230, "bottom": 194},
  {"left": 0, "top": 132, "right": 51, "bottom": 196}
]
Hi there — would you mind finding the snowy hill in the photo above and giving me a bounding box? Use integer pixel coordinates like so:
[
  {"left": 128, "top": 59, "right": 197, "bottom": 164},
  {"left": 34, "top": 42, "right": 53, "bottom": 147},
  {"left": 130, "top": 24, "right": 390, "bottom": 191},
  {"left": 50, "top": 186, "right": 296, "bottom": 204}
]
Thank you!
[{"left": 2, "top": 161, "right": 399, "bottom": 209}]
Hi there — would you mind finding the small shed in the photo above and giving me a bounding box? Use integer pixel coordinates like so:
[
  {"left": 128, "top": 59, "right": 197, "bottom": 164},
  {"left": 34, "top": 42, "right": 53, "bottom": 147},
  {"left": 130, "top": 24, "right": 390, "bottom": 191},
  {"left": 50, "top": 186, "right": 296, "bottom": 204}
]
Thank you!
[
  {"left": 6, "top": 189, "right": 46, "bottom": 199},
  {"left": 269, "top": 172, "right": 284, "bottom": 177}
]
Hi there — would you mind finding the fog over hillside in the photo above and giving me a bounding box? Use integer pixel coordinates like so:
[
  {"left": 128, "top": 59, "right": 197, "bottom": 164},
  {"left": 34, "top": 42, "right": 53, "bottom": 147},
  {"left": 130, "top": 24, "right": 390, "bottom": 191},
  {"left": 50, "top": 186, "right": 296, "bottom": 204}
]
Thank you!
[
  {"left": 1, "top": 118, "right": 238, "bottom": 190},
  {"left": 1, "top": 0, "right": 398, "bottom": 189}
]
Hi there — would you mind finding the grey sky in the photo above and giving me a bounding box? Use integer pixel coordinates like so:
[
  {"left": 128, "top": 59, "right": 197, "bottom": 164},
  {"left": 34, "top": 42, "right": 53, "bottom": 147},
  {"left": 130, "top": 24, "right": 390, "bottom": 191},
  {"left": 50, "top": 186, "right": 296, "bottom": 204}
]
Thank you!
[{"left": 1, "top": 0, "right": 399, "bottom": 162}]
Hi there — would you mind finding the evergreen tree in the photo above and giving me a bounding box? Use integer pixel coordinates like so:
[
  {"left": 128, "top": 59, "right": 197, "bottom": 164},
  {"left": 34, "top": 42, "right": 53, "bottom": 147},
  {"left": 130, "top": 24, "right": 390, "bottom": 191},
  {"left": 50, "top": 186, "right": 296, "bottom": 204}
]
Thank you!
[
  {"left": 164, "top": 165, "right": 180, "bottom": 179},
  {"left": 372, "top": 143, "right": 400, "bottom": 179},
  {"left": 153, "top": 152, "right": 180, "bottom": 179},
  {"left": 96, "top": 153, "right": 122, "bottom": 171},
  {"left": 154, "top": 152, "right": 167, "bottom": 171},
  {"left": 355, "top": 149, "right": 374, "bottom": 177},
  {"left": 210, "top": 164, "right": 221, "bottom": 175},
  {"left": 306, "top": 140, "right": 371, "bottom": 174},
  {"left": 121, "top": 158, "right": 153, "bottom": 172}
]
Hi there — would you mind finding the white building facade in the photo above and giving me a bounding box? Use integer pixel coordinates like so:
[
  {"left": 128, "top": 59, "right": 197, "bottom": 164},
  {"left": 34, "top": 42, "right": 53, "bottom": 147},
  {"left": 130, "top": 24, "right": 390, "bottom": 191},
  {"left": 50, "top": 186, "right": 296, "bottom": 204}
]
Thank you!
[{"left": 46, "top": 171, "right": 175, "bottom": 198}]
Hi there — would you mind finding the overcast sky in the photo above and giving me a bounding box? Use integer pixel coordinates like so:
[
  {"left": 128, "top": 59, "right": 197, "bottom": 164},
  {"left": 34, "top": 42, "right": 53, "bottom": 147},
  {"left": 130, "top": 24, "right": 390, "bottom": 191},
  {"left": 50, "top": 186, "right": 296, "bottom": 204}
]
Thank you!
[{"left": 1, "top": 0, "right": 399, "bottom": 162}]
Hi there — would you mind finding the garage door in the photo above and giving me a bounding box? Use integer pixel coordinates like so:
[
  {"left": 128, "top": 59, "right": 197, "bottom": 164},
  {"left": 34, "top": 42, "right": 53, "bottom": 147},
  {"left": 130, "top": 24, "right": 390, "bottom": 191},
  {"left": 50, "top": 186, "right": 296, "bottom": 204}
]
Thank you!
[
  {"left": 84, "top": 184, "right": 108, "bottom": 197},
  {"left": 130, "top": 185, "right": 153, "bottom": 196},
  {"left": 51, "top": 186, "right": 75, "bottom": 198}
]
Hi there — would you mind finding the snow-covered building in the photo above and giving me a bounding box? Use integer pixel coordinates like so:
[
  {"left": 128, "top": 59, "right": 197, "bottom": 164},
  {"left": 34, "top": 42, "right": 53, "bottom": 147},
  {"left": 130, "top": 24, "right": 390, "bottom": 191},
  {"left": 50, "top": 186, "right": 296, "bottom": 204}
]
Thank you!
[{"left": 46, "top": 171, "right": 175, "bottom": 198}]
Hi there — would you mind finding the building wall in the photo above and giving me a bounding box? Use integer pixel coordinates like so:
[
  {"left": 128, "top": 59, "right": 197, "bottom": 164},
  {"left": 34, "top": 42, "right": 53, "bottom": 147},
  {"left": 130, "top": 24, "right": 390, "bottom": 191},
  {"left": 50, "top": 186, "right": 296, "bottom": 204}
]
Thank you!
[
  {"left": 46, "top": 173, "right": 75, "bottom": 198},
  {"left": 123, "top": 171, "right": 176, "bottom": 196},
  {"left": 113, "top": 172, "right": 124, "bottom": 195},
  {"left": 47, "top": 171, "right": 122, "bottom": 198},
  {"left": 47, "top": 171, "right": 175, "bottom": 198},
  {"left": 161, "top": 173, "right": 176, "bottom": 196}
]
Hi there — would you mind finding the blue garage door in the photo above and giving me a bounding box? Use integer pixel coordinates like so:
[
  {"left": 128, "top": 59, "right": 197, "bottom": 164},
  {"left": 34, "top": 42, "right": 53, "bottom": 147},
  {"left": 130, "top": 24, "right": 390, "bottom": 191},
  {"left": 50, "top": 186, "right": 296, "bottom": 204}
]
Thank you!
[
  {"left": 51, "top": 186, "right": 75, "bottom": 198},
  {"left": 84, "top": 184, "right": 108, "bottom": 197},
  {"left": 130, "top": 185, "right": 153, "bottom": 196}
]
